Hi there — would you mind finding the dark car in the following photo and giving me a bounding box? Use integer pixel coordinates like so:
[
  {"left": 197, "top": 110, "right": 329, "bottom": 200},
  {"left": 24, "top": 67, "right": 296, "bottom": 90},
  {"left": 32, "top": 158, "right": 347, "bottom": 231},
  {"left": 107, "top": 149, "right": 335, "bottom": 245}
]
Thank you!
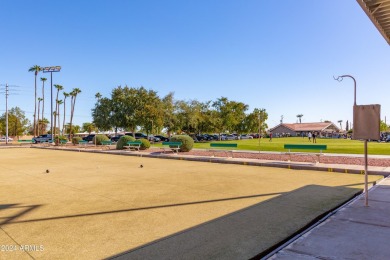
[
  {"left": 82, "top": 134, "right": 95, "bottom": 142},
  {"left": 110, "top": 135, "right": 124, "bottom": 142},
  {"left": 125, "top": 133, "right": 148, "bottom": 139},
  {"left": 155, "top": 135, "right": 169, "bottom": 142},
  {"left": 32, "top": 134, "right": 53, "bottom": 143}
]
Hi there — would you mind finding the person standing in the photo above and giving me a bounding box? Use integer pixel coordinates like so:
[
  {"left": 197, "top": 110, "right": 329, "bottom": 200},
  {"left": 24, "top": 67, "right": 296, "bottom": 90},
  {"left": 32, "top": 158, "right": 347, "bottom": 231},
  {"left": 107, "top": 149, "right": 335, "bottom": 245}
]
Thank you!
[
  {"left": 269, "top": 132, "right": 273, "bottom": 142},
  {"left": 312, "top": 132, "right": 317, "bottom": 143},
  {"left": 308, "top": 132, "right": 312, "bottom": 142}
]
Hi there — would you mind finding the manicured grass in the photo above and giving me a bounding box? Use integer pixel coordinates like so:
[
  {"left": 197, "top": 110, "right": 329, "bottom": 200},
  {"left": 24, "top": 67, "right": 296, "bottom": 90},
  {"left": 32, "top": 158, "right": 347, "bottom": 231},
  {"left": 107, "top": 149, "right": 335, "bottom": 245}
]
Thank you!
[{"left": 154, "top": 137, "right": 390, "bottom": 155}]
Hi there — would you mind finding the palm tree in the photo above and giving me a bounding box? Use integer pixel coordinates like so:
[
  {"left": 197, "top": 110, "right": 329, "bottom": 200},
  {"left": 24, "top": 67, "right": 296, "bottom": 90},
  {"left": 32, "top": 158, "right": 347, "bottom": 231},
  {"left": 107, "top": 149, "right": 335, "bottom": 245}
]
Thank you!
[
  {"left": 40, "top": 77, "right": 47, "bottom": 121},
  {"left": 296, "top": 114, "right": 303, "bottom": 124},
  {"left": 37, "top": 97, "right": 43, "bottom": 136},
  {"left": 62, "top": 92, "right": 70, "bottom": 135},
  {"left": 57, "top": 99, "right": 63, "bottom": 135},
  {"left": 338, "top": 120, "right": 343, "bottom": 130},
  {"left": 69, "top": 88, "right": 81, "bottom": 139},
  {"left": 53, "top": 84, "right": 63, "bottom": 138},
  {"left": 28, "top": 65, "right": 42, "bottom": 136}
]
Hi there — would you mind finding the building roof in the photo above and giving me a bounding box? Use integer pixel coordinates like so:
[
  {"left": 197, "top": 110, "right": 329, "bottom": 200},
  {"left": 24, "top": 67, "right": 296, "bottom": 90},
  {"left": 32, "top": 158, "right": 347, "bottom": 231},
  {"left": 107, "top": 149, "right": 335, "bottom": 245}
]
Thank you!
[
  {"left": 357, "top": 0, "right": 390, "bottom": 45},
  {"left": 270, "top": 122, "right": 339, "bottom": 132}
]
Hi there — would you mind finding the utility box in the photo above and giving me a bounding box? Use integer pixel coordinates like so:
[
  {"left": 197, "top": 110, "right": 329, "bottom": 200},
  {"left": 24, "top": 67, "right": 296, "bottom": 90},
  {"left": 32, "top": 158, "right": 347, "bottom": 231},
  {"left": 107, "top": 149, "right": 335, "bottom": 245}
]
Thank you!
[{"left": 353, "top": 104, "right": 380, "bottom": 140}]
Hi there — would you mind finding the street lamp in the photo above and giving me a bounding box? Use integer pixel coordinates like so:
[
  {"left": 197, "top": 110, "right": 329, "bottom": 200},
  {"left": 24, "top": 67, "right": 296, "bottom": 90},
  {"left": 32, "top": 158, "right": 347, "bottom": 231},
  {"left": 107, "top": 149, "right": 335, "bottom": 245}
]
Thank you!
[
  {"left": 42, "top": 66, "right": 61, "bottom": 142},
  {"left": 333, "top": 75, "right": 357, "bottom": 106}
]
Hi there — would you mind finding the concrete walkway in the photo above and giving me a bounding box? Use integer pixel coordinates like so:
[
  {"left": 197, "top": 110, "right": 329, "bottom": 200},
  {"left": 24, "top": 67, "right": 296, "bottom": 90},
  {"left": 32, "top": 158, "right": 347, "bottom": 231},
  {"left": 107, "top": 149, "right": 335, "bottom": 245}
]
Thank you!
[{"left": 269, "top": 176, "right": 390, "bottom": 260}]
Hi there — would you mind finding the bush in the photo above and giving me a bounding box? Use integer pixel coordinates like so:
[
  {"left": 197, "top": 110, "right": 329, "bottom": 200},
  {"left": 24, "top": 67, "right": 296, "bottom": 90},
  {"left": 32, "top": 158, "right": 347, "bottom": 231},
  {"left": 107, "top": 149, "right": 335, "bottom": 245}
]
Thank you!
[
  {"left": 92, "top": 134, "right": 110, "bottom": 145},
  {"left": 139, "top": 138, "right": 150, "bottom": 150},
  {"left": 170, "top": 135, "right": 194, "bottom": 152},
  {"left": 116, "top": 135, "right": 135, "bottom": 150},
  {"left": 72, "top": 136, "right": 82, "bottom": 145}
]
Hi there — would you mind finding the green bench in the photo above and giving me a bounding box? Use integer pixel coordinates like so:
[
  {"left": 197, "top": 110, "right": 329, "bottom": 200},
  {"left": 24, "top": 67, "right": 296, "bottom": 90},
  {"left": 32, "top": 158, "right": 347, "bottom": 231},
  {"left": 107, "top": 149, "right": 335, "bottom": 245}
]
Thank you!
[
  {"left": 162, "top": 141, "right": 182, "bottom": 154},
  {"left": 209, "top": 143, "right": 238, "bottom": 158},
  {"left": 59, "top": 139, "right": 67, "bottom": 145},
  {"left": 284, "top": 144, "right": 327, "bottom": 163},
  {"left": 18, "top": 140, "right": 33, "bottom": 143},
  {"left": 101, "top": 140, "right": 113, "bottom": 149},
  {"left": 78, "top": 140, "right": 88, "bottom": 147},
  {"left": 124, "top": 141, "right": 142, "bottom": 151}
]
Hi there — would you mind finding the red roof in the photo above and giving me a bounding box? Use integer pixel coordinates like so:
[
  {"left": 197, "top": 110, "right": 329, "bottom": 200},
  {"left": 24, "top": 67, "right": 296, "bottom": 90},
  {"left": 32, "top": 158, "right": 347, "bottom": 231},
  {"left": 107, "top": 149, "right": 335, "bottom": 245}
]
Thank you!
[{"left": 270, "top": 122, "right": 338, "bottom": 132}]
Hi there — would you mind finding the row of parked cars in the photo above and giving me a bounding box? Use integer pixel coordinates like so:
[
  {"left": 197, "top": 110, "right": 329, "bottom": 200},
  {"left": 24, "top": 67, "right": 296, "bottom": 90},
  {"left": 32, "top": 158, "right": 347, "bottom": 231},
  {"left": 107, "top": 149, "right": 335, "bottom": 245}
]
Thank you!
[
  {"left": 82, "top": 133, "right": 170, "bottom": 143},
  {"left": 192, "top": 133, "right": 257, "bottom": 142}
]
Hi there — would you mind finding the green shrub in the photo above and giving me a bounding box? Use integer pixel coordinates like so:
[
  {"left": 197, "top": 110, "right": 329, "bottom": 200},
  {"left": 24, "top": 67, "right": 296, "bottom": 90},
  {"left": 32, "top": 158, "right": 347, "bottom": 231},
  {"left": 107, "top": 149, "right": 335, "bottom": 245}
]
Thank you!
[
  {"left": 54, "top": 135, "right": 67, "bottom": 144},
  {"left": 72, "top": 136, "right": 82, "bottom": 145},
  {"left": 170, "top": 135, "right": 194, "bottom": 152},
  {"left": 116, "top": 135, "right": 136, "bottom": 150},
  {"left": 139, "top": 138, "right": 150, "bottom": 150},
  {"left": 92, "top": 134, "right": 110, "bottom": 145}
]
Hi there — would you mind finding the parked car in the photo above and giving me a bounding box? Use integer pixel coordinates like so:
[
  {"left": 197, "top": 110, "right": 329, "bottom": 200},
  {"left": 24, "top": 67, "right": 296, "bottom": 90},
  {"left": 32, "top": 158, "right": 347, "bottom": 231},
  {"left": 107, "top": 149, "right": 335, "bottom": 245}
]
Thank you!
[
  {"left": 223, "top": 134, "right": 238, "bottom": 140},
  {"left": 82, "top": 134, "right": 95, "bottom": 142},
  {"left": 240, "top": 134, "right": 253, "bottom": 139},
  {"left": 154, "top": 135, "right": 169, "bottom": 142},
  {"left": 0, "top": 136, "right": 13, "bottom": 142},
  {"left": 32, "top": 134, "right": 53, "bottom": 143},
  {"left": 110, "top": 135, "right": 124, "bottom": 142},
  {"left": 386, "top": 136, "right": 390, "bottom": 142},
  {"left": 148, "top": 135, "right": 161, "bottom": 142}
]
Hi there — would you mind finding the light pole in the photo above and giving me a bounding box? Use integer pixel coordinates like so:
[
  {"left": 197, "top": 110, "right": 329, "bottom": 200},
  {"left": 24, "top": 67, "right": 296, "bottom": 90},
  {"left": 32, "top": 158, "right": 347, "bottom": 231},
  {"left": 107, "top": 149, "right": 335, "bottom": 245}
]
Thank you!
[
  {"left": 334, "top": 75, "right": 356, "bottom": 106},
  {"left": 334, "top": 74, "right": 368, "bottom": 206},
  {"left": 42, "top": 66, "right": 61, "bottom": 142}
]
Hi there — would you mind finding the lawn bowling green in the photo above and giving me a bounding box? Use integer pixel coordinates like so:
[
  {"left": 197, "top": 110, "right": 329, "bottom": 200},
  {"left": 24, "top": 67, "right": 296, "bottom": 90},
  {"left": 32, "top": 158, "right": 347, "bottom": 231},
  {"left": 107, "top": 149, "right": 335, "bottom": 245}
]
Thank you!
[{"left": 0, "top": 148, "right": 382, "bottom": 259}]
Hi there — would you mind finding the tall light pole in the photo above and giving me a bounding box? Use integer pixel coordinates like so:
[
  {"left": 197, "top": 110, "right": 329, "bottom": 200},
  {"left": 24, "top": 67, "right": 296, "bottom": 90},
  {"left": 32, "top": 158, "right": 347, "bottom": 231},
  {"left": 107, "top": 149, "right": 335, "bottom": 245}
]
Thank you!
[
  {"left": 42, "top": 66, "right": 61, "bottom": 142},
  {"left": 334, "top": 75, "right": 368, "bottom": 206}
]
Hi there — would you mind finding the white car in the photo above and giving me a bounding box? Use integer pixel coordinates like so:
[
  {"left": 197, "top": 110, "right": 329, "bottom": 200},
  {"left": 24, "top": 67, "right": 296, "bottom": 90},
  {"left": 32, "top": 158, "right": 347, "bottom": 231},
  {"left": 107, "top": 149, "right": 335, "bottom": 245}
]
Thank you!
[
  {"left": 240, "top": 134, "right": 253, "bottom": 139},
  {"left": 0, "top": 136, "right": 13, "bottom": 142}
]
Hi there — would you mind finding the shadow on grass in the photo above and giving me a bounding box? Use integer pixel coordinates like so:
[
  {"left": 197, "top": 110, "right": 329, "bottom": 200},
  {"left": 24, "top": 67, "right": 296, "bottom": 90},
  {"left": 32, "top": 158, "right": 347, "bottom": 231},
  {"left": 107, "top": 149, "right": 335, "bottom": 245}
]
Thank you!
[{"left": 108, "top": 185, "right": 362, "bottom": 260}]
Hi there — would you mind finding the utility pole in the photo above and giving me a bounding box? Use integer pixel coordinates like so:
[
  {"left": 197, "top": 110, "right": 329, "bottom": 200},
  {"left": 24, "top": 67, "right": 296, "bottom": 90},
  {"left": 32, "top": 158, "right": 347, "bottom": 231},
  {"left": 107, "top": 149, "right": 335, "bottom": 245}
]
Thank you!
[{"left": 0, "top": 83, "right": 21, "bottom": 145}]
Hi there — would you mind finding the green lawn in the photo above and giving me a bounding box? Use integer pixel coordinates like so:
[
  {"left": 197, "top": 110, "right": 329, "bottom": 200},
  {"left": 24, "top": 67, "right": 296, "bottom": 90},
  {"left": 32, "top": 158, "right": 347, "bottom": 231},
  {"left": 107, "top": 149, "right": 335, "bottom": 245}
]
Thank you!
[{"left": 154, "top": 137, "right": 390, "bottom": 155}]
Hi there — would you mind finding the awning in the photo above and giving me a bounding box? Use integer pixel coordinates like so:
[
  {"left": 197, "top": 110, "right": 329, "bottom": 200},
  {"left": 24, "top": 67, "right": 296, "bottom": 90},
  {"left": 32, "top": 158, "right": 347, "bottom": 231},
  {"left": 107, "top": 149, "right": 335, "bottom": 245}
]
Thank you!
[{"left": 357, "top": 0, "right": 390, "bottom": 45}]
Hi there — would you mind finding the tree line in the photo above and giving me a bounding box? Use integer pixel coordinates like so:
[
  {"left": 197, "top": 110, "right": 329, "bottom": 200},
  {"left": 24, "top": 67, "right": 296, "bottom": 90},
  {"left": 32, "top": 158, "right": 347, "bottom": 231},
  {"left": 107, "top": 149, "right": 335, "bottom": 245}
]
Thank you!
[{"left": 92, "top": 86, "right": 268, "bottom": 136}]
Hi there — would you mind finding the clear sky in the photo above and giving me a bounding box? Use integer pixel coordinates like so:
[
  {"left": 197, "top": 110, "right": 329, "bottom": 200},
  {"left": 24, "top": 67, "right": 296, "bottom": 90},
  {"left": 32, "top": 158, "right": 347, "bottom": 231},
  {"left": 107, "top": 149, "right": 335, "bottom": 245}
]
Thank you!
[{"left": 0, "top": 0, "right": 389, "bottom": 130}]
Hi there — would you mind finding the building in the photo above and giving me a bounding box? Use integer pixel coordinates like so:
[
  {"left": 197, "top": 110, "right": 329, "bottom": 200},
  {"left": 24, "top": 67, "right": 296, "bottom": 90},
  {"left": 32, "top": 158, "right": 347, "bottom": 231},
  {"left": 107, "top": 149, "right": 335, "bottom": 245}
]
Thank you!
[{"left": 269, "top": 122, "right": 340, "bottom": 137}]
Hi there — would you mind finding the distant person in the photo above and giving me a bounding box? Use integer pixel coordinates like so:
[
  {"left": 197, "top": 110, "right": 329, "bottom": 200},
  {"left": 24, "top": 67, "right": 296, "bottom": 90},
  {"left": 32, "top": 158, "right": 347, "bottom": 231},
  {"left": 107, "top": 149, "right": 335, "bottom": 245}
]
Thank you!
[
  {"left": 312, "top": 132, "right": 317, "bottom": 143},
  {"left": 269, "top": 132, "right": 272, "bottom": 142},
  {"left": 301, "top": 132, "right": 304, "bottom": 138},
  {"left": 308, "top": 132, "right": 312, "bottom": 142}
]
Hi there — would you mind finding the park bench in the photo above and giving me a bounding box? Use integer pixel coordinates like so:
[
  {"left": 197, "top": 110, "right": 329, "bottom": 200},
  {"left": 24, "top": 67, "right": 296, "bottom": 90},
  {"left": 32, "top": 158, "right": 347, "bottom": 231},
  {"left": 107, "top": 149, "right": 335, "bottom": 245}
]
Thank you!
[
  {"left": 18, "top": 140, "right": 33, "bottom": 143},
  {"left": 101, "top": 140, "right": 113, "bottom": 149},
  {"left": 78, "top": 140, "right": 88, "bottom": 148},
  {"left": 284, "top": 144, "right": 327, "bottom": 163},
  {"left": 209, "top": 143, "right": 238, "bottom": 158},
  {"left": 124, "top": 141, "right": 142, "bottom": 151},
  {"left": 162, "top": 141, "right": 182, "bottom": 154},
  {"left": 59, "top": 139, "right": 67, "bottom": 146}
]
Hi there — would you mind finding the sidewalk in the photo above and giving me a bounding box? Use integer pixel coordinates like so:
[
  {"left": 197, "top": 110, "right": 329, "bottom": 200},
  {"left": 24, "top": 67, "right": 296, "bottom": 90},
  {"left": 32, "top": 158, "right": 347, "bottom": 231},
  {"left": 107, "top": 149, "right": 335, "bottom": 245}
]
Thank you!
[{"left": 269, "top": 176, "right": 390, "bottom": 260}]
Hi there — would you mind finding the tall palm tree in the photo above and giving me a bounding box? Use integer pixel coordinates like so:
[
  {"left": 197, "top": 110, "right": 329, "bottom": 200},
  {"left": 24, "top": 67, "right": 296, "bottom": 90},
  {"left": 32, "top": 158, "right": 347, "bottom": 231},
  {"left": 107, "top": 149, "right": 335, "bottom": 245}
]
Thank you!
[
  {"left": 37, "top": 97, "right": 43, "bottom": 136},
  {"left": 296, "top": 114, "right": 303, "bottom": 124},
  {"left": 53, "top": 84, "right": 63, "bottom": 138},
  {"left": 69, "top": 88, "right": 81, "bottom": 139},
  {"left": 338, "top": 120, "right": 343, "bottom": 130},
  {"left": 40, "top": 77, "right": 47, "bottom": 121},
  {"left": 28, "top": 65, "right": 42, "bottom": 136},
  {"left": 62, "top": 92, "right": 70, "bottom": 135},
  {"left": 57, "top": 99, "right": 63, "bottom": 135}
]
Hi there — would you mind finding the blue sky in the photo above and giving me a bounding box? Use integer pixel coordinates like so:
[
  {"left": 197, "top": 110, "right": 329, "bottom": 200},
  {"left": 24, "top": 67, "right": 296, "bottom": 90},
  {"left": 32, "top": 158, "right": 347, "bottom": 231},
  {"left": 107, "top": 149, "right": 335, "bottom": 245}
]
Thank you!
[{"left": 0, "top": 1, "right": 389, "bottom": 130}]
